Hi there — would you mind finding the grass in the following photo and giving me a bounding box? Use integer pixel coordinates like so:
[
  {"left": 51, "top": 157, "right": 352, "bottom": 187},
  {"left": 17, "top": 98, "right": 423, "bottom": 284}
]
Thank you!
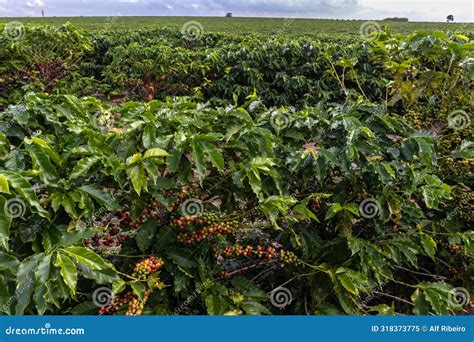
[{"left": 1, "top": 16, "right": 473, "bottom": 35}]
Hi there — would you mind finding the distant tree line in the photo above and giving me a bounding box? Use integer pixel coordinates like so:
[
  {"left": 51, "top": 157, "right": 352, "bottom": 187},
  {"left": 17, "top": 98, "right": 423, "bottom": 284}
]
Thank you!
[{"left": 383, "top": 17, "right": 409, "bottom": 22}]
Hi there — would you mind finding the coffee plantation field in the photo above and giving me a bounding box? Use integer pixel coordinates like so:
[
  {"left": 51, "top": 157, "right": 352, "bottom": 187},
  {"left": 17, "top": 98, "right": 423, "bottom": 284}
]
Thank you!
[
  {"left": 1, "top": 16, "right": 473, "bottom": 35},
  {"left": 0, "top": 19, "right": 472, "bottom": 316}
]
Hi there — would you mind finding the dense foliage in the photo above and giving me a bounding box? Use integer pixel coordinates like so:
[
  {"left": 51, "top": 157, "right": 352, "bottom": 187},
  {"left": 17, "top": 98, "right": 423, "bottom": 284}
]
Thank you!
[
  {"left": 0, "top": 23, "right": 472, "bottom": 316},
  {"left": 1, "top": 17, "right": 472, "bottom": 35}
]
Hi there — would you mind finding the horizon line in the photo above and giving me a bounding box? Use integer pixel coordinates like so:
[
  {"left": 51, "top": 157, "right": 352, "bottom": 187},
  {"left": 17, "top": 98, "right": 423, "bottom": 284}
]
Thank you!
[{"left": 0, "top": 15, "right": 472, "bottom": 24}]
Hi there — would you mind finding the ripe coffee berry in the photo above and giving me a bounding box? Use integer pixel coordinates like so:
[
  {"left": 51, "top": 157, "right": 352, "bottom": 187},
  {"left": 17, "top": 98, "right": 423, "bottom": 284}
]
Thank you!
[
  {"left": 118, "top": 198, "right": 163, "bottom": 230},
  {"left": 84, "top": 219, "right": 130, "bottom": 254},
  {"left": 177, "top": 221, "right": 237, "bottom": 244},
  {"left": 118, "top": 210, "right": 141, "bottom": 229},
  {"left": 162, "top": 187, "right": 199, "bottom": 213},
  {"left": 173, "top": 212, "right": 237, "bottom": 245},
  {"left": 99, "top": 289, "right": 153, "bottom": 316},
  {"left": 125, "top": 290, "right": 152, "bottom": 316},
  {"left": 172, "top": 212, "right": 221, "bottom": 230},
  {"left": 132, "top": 257, "right": 164, "bottom": 279},
  {"left": 99, "top": 291, "right": 134, "bottom": 315},
  {"left": 217, "top": 244, "right": 300, "bottom": 265},
  {"left": 450, "top": 244, "right": 461, "bottom": 254}
]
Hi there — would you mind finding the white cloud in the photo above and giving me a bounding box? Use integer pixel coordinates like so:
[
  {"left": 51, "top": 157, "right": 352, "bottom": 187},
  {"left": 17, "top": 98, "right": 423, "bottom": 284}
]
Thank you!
[
  {"left": 26, "top": 0, "right": 45, "bottom": 7},
  {"left": 360, "top": 0, "right": 472, "bottom": 21}
]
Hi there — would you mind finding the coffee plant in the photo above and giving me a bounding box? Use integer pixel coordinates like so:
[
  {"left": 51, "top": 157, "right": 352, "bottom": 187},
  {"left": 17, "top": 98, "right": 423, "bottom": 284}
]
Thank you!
[{"left": 0, "top": 23, "right": 472, "bottom": 316}]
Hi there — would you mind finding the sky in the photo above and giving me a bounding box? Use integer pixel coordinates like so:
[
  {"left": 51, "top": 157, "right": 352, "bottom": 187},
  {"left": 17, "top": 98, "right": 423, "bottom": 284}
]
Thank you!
[{"left": 0, "top": 0, "right": 472, "bottom": 22}]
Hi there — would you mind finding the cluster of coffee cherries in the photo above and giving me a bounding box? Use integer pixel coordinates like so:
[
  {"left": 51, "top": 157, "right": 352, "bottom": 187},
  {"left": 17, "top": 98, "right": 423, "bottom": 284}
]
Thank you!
[
  {"left": 84, "top": 199, "right": 166, "bottom": 251},
  {"left": 279, "top": 249, "right": 299, "bottom": 264},
  {"left": 118, "top": 199, "right": 164, "bottom": 229},
  {"left": 117, "top": 188, "right": 200, "bottom": 229},
  {"left": 126, "top": 290, "right": 152, "bottom": 316},
  {"left": 449, "top": 244, "right": 462, "bottom": 254},
  {"left": 84, "top": 218, "right": 129, "bottom": 253},
  {"left": 438, "top": 132, "right": 463, "bottom": 154},
  {"left": 405, "top": 110, "right": 423, "bottom": 130},
  {"left": 454, "top": 189, "right": 473, "bottom": 222},
  {"left": 173, "top": 213, "right": 238, "bottom": 245},
  {"left": 172, "top": 212, "right": 221, "bottom": 230},
  {"left": 98, "top": 290, "right": 152, "bottom": 316},
  {"left": 168, "top": 189, "right": 195, "bottom": 212},
  {"left": 216, "top": 244, "right": 299, "bottom": 264},
  {"left": 448, "top": 266, "right": 467, "bottom": 279},
  {"left": 308, "top": 193, "right": 332, "bottom": 215},
  {"left": 132, "top": 256, "right": 164, "bottom": 279},
  {"left": 441, "top": 157, "right": 474, "bottom": 180},
  {"left": 155, "top": 187, "right": 199, "bottom": 214},
  {"left": 309, "top": 198, "right": 322, "bottom": 213},
  {"left": 99, "top": 291, "right": 133, "bottom": 315}
]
